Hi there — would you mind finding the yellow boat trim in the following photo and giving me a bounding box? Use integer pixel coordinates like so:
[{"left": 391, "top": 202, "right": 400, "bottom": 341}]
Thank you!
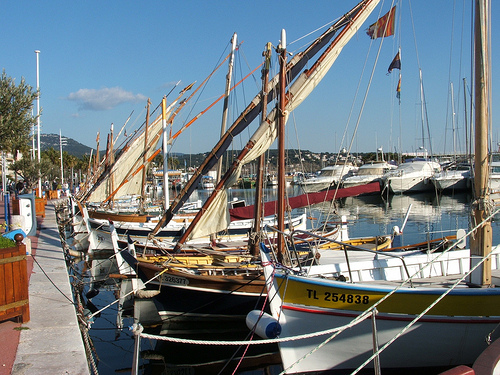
[{"left": 277, "top": 276, "right": 500, "bottom": 317}]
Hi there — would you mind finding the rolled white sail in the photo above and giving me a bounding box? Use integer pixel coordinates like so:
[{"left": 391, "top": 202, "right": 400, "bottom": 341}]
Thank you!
[{"left": 188, "top": 0, "right": 380, "bottom": 240}]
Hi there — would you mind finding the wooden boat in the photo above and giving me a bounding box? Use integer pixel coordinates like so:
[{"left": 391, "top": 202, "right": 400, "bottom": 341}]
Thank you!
[{"left": 255, "top": 1, "right": 500, "bottom": 373}]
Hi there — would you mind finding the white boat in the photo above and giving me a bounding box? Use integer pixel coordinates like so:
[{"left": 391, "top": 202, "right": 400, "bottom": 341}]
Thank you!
[
  {"left": 198, "top": 175, "right": 215, "bottom": 190},
  {"left": 382, "top": 158, "right": 441, "bottom": 194},
  {"left": 431, "top": 162, "right": 472, "bottom": 192},
  {"left": 259, "top": 243, "right": 500, "bottom": 373},
  {"left": 298, "top": 164, "right": 357, "bottom": 192},
  {"left": 252, "top": 1, "right": 500, "bottom": 373},
  {"left": 342, "top": 161, "right": 396, "bottom": 188},
  {"left": 490, "top": 161, "right": 500, "bottom": 192},
  {"left": 87, "top": 211, "right": 308, "bottom": 252}
]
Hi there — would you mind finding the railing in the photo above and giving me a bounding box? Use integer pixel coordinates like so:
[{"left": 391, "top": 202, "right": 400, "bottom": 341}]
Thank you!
[
  {"left": 263, "top": 226, "right": 414, "bottom": 287},
  {"left": 0, "top": 234, "right": 30, "bottom": 323}
]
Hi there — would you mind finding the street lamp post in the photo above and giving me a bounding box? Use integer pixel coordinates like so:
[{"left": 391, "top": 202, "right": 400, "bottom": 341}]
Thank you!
[{"left": 35, "top": 50, "right": 41, "bottom": 197}]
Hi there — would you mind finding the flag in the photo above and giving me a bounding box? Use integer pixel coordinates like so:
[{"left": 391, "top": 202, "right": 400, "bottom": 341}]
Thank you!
[
  {"left": 396, "top": 76, "right": 401, "bottom": 99},
  {"left": 388, "top": 51, "right": 401, "bottom": 74},
  {"left": 366, "top": 6, "right": 396, "bottom": 39}
]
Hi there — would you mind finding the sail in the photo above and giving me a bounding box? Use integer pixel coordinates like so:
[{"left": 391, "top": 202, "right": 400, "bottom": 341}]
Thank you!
[
  {"left": 83, "top": 100, "right": 180, "bottom": 205},
  {"left": 186, "top": 0, "right": 381, "bottom": 241},
  {"left": 150, "top": 0, "right": 380, "bottom": 238}
]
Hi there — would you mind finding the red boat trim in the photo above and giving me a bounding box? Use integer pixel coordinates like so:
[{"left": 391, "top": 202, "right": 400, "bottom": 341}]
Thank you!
[{"left": 229, "top": 182, "right": 380, "bottom": 220}]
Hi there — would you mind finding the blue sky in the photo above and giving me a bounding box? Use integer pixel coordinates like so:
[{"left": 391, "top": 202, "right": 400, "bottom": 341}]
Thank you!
[{"left": 2, "top": 0, "right": 497, "bottom": 156}]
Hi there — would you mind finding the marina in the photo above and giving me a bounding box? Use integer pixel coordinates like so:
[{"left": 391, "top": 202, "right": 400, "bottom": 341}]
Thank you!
[
  {"left": 2, "top": 0, "right": 500, "bottom": 374},
  {"left": 58, "top": 187, "right": 500, "bottom": 374}
]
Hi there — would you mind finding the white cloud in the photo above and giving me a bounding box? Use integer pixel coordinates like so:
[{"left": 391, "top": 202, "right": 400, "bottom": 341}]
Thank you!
[{"left": 67, "top": 87, "right": 147, "bottom": 111}]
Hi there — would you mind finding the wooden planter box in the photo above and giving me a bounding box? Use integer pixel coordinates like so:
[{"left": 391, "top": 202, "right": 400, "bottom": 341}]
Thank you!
[
  {"left": 35, "top": 198, "right": 45, "bottom": 218},
  {"left": 47, "top": 190, "right": 58, "bottom": 200},
  {"left": 0, "top": 235, "right": 30, "bottom": 323}
]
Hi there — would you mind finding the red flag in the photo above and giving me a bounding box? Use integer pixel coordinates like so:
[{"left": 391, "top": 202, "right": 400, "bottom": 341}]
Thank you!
[{"left": 367, "top": 6, "right": 396, "bottom": 39}]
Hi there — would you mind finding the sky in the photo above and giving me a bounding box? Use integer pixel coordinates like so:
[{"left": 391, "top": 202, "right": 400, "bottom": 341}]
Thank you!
[{"left": 1, "top": 0, "right": 498, "bottom": 157}]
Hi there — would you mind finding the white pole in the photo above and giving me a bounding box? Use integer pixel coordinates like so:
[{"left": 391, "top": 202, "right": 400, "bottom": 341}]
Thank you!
[
  {"left": 59, "top": 129, "right": 64, "bottom": 184},
  {"left": 35, "top": 50, "right": 41, "bottom": 197}
]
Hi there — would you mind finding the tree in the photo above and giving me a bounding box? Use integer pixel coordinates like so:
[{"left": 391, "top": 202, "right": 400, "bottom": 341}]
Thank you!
[
  {"left": 0, "top": 70, "right": 38, "bottom": 155},
  {"left": 9, "top": 158, "right": 54, "bottom": 192}
]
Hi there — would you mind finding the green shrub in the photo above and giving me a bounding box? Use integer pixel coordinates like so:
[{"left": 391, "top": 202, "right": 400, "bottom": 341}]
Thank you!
[{"left": 0, "top": 236, "right": 16, "bottom": 248}]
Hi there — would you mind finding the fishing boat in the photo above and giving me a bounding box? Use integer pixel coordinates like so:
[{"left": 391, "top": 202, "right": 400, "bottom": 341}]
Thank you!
[
  {"left": 119, "top": 0, "right": 390, "bottom": 321},
  {"left": 255, "top": 1, "right": 500, "bottom": 373}
]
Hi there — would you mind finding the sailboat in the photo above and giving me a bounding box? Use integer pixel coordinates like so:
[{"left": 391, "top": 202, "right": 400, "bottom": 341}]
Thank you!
[
  {"left": 121, "top": 0, "right": 387, "bottom": 321},
  {"left": 257, "top": 1, "right": 500, "bottom": 373}
]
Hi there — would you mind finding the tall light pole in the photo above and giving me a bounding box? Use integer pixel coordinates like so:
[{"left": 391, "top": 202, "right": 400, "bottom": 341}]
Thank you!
[
  {"left": 59, "top": 130, "right": 64, "bottom": 184},
  {"left": 35, "top": 50, "right": 41, "bottom": 196}
]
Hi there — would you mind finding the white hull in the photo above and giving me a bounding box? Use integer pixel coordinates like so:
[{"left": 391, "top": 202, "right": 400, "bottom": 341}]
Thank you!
[
  {"left": 278, "top": 306, "right": 498, "bottom": 373},
  {"left": 388, "top": 175, "right": 435, "bottom": 193},
  {"left": 432, "top": 169, "right": 471, "bottom": 191},
  {"left": 383, "top": 160, "right": 441, "bottom": 194},
  {"left": 88, "top": 213, "right": 308, "bottom": 251}
]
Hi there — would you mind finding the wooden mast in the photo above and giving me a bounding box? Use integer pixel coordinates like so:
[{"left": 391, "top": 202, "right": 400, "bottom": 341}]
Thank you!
[
  {"left": 470, "top": 0, "right": 492, "bottom": 286},
  {"left": 277, "top": 29, "right": 287, "bottom": 260},
  {"left": 249, "top": 42, "right": 272, "bottom": 256},
  {"left": 139, "top": 99, "right": 151, "bottom": 213}
]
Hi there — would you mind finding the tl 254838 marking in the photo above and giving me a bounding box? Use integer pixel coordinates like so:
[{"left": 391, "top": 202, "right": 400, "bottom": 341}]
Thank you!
[{"left": 306, "top": 289, "right": 370, "bottom": 304}]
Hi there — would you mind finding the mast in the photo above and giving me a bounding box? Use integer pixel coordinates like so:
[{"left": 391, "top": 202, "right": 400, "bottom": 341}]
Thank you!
[
  {"left": 216, "top": 33, "right": 237, "bottom": 183},
  {"left": 140, "top": 99, "right": 151, "bottom": 212},
  {"left": 109, "top": 123, "right": 115, "bottom": 207},
  {"left": 470, "top": 0, "right": 492, "bottom": 286},
  {"left": 249, "top": 42, "right": 272, "bottom": 256},
  {"left": 277, "top": 30, "right": 287, "bottom": 259},
  {"left": 162, "top": 96, "right": 170, "bottom": 210},
  {"left": 151, "top": 0, "right": 380, "bottom": 240}
]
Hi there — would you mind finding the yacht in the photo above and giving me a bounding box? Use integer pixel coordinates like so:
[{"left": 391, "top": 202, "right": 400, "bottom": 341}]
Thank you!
[
  {"left": 342, "top": 161, "right": 396, "bottom": 188},
  {"left": 298, "top": 164, "right": 357, "bottom": 192},
  {"left": 382, "top": 158, "right": 441, "bottom": 194}
]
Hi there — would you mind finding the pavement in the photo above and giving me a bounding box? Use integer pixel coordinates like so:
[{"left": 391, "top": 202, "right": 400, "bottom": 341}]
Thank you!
[{"left": 0, "top": 198, "right": 90, "bottom": 375}]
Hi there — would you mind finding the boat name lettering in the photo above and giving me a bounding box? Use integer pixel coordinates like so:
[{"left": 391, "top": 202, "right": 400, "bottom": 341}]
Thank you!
[
  {"left": 160, "top": 275, "right": 189, "bottom": 285},
  {"left": 306, "top": 289, "right": 369, "bottom": 304}
]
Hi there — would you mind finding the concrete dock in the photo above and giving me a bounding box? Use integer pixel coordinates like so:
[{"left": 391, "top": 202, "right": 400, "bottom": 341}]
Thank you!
[{"left": 11, "top": 203, "right": 90, "bottom": 375}]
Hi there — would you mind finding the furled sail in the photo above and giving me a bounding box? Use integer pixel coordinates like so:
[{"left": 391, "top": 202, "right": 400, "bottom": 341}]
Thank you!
[
  {"left": 81, "top": 102, "right": 177, "bottom": 205},
  {"left": 171, "top": 0, "right": 381, "bottom": 243},
  {"left": 150, "top": 0, "right": 380, "bottom": 239}
]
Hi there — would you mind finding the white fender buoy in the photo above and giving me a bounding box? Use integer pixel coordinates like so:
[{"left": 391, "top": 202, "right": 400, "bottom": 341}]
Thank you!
[{"left": 246, "top": 310, "right": 281, "bottom": 339}]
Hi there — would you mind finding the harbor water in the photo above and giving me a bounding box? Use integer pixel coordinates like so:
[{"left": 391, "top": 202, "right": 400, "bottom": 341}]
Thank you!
[{"left": 71, "top": 186, "right": 500, "bottom": 374}]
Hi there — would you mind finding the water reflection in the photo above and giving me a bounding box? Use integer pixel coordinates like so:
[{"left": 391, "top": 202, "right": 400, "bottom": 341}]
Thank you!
[
  {"left": 135, "top": 298, "right": 281, "bottom": 375},
  {"left": 75, "top": 189, "right": 499, "bottom": 374}
]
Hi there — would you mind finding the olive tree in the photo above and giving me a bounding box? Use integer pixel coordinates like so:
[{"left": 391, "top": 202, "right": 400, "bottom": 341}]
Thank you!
[{"left": 0, "top": 70, "right": 38, "bottom": 156}]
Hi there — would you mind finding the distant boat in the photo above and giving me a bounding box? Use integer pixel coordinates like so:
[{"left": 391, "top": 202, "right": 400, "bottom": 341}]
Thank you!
[
  {"left": 342, "top": 161, "right": 396, "bottom": 189},
  {"left": 198, "top": 175, "right": 215, "bottom": 190},
  {"left": 298, "top": 164, "right": 357, "bottom": 192},
  {"left": 431, "top": 161, "right": 472, "bottom": 192},
  {"left": 382, "top": 158, "right": 441, "bottom": 194}
]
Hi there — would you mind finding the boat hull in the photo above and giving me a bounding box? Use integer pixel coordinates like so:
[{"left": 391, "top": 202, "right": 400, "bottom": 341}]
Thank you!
[{"left": 278, "top": 304, "right": 500, "bottom": 373}]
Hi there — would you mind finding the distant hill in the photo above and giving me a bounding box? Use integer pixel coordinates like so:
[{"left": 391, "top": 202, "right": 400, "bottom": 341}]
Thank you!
[
  {"left": 40, "top": 134, "right": 93, "bottom": 158},
  {"left": 39, "top": 134, "right": 398, "bottom": 172}
]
